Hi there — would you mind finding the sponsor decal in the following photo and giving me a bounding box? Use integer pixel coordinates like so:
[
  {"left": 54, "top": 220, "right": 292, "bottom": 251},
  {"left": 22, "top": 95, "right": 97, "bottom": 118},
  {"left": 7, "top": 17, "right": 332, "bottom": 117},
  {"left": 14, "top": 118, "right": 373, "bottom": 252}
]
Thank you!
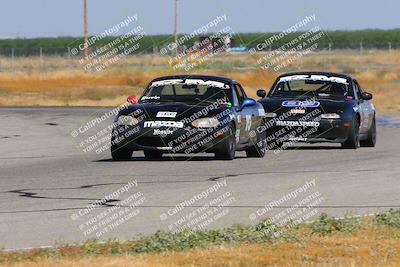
[
  {"left": 245, "top": 115, "right": 252, "bottom": 131},
  {"left": 235, "top": 129, "right": 240, "bottom": 143},
  {"left": 141, "top": 96, "right": 160, "bottom": 100},
  {"left": 219, "top": 101, "right": 233, "bottom": 108},
  {"left": 276, "top": 121, "right": 320, "bottom": 127},
  {"left": 157, "top": 111, "right": 177, "bottom": 118},
  {"left": 282, "top": 100, "right": 320, "bottom": 108},
  {"left": 290, "top": 109, "right": 306, "bottom": 114},
  {"left": 153, "top": 129, "right": 174, "bottom": 135},
  {"left": 185, "top": 79, "right": 226, "bottom": 89},
  {"left": 156, "top": 147, "right": 173, "bottom": 150},
  {"left": 150, "top": 79, "right": 228, "bottom": 89},
  {"left": 151, "top": 79, "right": 183, "bottom": 86},
  {"left": 288, "top": 136, "right": 307, "bottom": 141},
  {"left": 144, "top": 121, "right": 184, "bottom": 128},
  {"left": 318, "top": 93, "right": 330, "bottom": 97},
  {"left": 279, "top": 74, "right": 348, "bottom": 85}
]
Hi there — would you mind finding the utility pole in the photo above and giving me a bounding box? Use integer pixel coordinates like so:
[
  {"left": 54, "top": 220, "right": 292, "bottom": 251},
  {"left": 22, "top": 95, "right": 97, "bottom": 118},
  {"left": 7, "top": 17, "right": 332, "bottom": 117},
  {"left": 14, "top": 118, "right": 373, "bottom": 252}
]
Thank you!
[
  {"left": 83, "top": 0, "right": 89, "bottom": 58},
  {"left": 173, "top": 0, "right": 178, "bottom": 56}
]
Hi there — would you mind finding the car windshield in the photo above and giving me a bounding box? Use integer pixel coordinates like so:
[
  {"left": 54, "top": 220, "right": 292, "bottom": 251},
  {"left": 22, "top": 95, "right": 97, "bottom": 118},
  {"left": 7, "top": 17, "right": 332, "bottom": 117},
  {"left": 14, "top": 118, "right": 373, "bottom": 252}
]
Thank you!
[
  {"left": 140, "top": 80, "right": 233, "bottom": 105},
  {"left": 269, "top": 75, "right": 351, "bottom": 99}
]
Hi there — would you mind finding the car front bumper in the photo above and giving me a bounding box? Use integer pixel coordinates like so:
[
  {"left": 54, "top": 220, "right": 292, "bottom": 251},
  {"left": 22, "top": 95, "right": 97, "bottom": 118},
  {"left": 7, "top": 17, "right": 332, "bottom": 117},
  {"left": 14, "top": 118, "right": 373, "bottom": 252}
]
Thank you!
[
  {"left": 111, "top": 123, "right": 230, "bottom": 154},
  {"left": 264, "top": 118, "right": 352, "bottom": 144}
]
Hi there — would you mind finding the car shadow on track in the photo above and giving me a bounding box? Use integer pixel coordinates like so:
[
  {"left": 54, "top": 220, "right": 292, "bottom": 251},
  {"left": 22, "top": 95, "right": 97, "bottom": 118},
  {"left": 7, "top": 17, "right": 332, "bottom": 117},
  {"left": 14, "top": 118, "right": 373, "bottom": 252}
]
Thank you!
[
  {"left": 96, "top": 155, "right": 248, "bottom": 162},
  {"left": 284, "top": 145, "right": 343, "bottom": 150}
]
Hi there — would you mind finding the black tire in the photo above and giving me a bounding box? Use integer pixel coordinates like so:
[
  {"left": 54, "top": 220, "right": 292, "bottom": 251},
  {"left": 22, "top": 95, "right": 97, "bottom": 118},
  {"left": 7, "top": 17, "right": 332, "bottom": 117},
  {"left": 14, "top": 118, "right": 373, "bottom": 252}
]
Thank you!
[
  {"left": 360, "top": 116, "right": 376, "bottom": 147},
  {"left": 111, "top": 146, "right": 133, "bottom": 161},
  {"left": 341, "top": 116, "right": 360, "bottom": 149},
  {"left": 215, "top": 123, "right": 236, "bottom": 160},
  {"left": 144, "top": 150, "right": 163, "bottom": 159},
  {"left": 265, "top": 129, "right": 281, "bottom": 150},
  {"left": 246, "top": 127, "right": 267, "bottom": 158}
]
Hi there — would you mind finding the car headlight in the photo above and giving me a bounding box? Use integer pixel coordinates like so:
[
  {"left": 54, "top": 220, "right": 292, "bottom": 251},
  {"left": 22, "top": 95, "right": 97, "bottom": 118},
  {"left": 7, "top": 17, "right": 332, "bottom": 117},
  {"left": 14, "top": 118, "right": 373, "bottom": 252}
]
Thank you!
[
  {"left": 118, "top": 115, "right": 139, "bottom": 126},
  {"left": 191, "top": 118, "right": 219, "bottom": 128},
  {"left": 321, "top": 113, "right": 341, "bottom": 119},
  {"left": 264, "top": 112, "right": 277, "bottom": 118}
]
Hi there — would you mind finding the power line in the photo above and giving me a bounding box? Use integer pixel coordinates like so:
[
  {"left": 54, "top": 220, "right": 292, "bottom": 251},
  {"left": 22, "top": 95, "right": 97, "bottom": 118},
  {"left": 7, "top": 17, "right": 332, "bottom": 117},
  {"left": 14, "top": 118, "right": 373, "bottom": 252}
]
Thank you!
[{"left": 173, "top": 0, "right": 178, "bottom": 56}]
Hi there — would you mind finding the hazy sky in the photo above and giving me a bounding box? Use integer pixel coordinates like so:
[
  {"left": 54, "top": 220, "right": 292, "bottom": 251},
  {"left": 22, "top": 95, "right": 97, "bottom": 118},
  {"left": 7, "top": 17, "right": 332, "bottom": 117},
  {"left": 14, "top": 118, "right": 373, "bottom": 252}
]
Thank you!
[{"left": 0, "top": 0, "right": 399, "bottom": 38}]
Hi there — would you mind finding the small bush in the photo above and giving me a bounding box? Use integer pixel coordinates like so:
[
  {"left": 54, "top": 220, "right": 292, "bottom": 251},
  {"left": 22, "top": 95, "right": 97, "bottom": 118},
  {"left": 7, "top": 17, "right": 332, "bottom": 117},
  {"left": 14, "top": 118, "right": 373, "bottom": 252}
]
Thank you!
[
  {"left": 128, "top": 221, "right": 280, "bottom": 254},
  {"left": 374, "top": 209, "right": 400, "bottom": 228},
  {"left": 310, "top": 213, "right": 361, "bottom": 235},
  {"left": 2, "top": 211, "right": 397, "bottom": 263}
]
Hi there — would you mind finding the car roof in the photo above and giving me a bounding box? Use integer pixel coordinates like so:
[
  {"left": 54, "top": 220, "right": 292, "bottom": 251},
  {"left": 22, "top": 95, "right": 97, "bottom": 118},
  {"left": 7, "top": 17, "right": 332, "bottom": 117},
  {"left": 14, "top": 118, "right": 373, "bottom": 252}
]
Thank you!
[
  {"left": 277, "top": 71, "right": 354, "bottom": 80},
  {"left": 150, "top": 75, "right": 235, "bottom": 84}
]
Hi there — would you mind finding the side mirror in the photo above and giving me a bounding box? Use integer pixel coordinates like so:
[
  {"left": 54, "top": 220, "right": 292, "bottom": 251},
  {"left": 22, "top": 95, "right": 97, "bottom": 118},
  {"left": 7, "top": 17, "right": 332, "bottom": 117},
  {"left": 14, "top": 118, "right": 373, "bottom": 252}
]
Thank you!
[
  {"left": 257, "top": 89, "right": 266, "bottom": 98},
  {"left": 238, "top": 98, "right": 256, "bottom": 111},
  {"left": 361, "top": 92, "right": 373, "bottom": 100},
  {"left": 127, "top": 95, "right": 138, "bottom": 104}
]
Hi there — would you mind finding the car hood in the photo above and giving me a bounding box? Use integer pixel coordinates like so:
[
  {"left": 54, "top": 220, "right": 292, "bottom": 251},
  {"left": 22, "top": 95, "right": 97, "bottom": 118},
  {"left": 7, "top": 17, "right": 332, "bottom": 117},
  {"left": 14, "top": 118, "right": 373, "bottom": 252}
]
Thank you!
[
  {"left": 258, "top": 97, "right": 349, "bottom": 114},
  {"left": 118, "top": 102, "right": 229, "bottom": 120}
]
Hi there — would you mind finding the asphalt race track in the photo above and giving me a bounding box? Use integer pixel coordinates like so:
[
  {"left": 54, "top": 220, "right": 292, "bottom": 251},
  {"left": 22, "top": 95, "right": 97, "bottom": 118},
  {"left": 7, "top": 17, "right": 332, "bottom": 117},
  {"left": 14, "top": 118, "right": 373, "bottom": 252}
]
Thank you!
[{"left": 1, "top": 107, "right": 399, "bottom": 250}]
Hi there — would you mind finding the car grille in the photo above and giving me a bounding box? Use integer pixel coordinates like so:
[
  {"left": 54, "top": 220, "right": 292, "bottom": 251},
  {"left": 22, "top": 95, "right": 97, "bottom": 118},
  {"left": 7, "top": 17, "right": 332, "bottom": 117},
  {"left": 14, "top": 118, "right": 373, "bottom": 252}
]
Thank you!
[{"left": 136, "top": 137, "right": 175, "bottom": 148}]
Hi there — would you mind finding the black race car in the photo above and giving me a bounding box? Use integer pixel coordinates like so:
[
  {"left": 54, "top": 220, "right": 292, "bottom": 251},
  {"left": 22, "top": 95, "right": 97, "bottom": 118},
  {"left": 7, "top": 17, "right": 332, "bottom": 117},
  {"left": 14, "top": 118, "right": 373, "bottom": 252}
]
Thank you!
[
  {"left": 111, "top": 75, "right": 267, "bottom": 160},
  {"left": 257, "top": 72, "right": 376, "bottom": 149}
]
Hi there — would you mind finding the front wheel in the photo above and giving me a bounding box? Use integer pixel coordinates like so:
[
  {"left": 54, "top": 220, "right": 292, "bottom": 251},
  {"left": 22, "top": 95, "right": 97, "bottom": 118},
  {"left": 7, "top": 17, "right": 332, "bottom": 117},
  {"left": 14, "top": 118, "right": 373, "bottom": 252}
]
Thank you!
[
  {"left": 111, "top": 146, "right": 133, "bottom": 161},
  {"left": 246, "top": 127, "right": 267, "bottom": 158},
  {"left": 341, "top": 117, "right": 360, "bottom": 149},
  {"left": 360, "top": 116, "right": 376, "bottom": 147},
  {"left": 215, "top": 123, "right": 236, "bottom": 160}
]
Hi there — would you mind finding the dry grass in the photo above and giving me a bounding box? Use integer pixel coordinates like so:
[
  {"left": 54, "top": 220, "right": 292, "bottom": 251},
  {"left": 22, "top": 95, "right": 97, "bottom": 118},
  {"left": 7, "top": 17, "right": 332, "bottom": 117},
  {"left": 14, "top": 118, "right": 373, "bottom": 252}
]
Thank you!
[
  {"left": 4, "top": 227, "right": 400, "bottom": 267},
  {"left": 0, "top": 50, "right": 399, "bottom": 114},
  {"left": 2, "top": 211, "right": 400, "bottom": 266},
  {"left": 0, "top": 70, "right": 157, "bottom": 106}
]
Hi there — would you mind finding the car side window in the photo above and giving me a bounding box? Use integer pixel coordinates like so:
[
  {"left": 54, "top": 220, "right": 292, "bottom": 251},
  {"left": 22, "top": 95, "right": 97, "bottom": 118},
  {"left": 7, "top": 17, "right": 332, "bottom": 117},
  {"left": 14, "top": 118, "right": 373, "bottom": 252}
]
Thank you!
[
  {"left": 231, "top": 87, "right": 239, "bottom": 107},
  {"left": 354, "top": 80, "right": 363, "bottom": 99},
  {"left": 237, "top": 84, "right": 247, "bottom": 98},
  {"left": 234, "top": 84, "right": 245, "bottom": 106}
]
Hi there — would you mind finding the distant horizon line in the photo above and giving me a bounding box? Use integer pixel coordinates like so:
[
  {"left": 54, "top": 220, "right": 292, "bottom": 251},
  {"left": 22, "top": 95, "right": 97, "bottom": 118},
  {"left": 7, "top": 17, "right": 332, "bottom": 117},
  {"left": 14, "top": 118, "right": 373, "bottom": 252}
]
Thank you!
[{"left": 1, "top": 27, "right": 400, "bottom": 40}]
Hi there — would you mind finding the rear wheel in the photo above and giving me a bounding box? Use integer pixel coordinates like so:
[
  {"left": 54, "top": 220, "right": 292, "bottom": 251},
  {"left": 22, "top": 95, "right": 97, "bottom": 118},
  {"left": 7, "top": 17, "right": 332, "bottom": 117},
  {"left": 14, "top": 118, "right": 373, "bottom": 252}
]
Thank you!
[
  {"left": 215, "top": 123, "right": 236, "bottom": 160},
  {"left": 111, "top": 146, "right": 133, "bottom": 161},
  {"left": 144, "top": 150, "right": 163, "bottom": 159},
  {"left": 246, "top": 127, "right": 267, "bottom": 158},
  {"left": 360, "top": 116, "right": 376, "bottom": 147},
  {"left": 341, "top": 117, "right": 360, "bottom": 149}
]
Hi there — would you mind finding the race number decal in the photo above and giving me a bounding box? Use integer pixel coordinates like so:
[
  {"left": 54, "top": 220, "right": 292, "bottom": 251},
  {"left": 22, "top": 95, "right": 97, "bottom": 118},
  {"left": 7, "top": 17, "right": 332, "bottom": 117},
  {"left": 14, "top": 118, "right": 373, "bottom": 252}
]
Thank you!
[
  {"left": 156, "top": 111, "right": 177, "bottom": 118},
  {"left": 245, "top": 115, "right": 252, "bottom": 131}
]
